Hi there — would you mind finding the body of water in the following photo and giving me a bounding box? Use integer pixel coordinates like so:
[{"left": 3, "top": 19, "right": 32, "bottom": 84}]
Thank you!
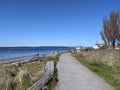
[{"left": 0, "top": 47, "right": 74, "bottom": 60}]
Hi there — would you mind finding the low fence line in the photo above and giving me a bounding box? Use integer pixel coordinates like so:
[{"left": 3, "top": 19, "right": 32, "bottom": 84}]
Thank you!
[{"left": 27, "top": 61, "right": 54, "bottom": 90}]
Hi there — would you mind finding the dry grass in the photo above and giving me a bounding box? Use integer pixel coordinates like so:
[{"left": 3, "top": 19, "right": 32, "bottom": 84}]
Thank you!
[
  {"left": 76, "top": 49, "right": 120, "bottom": 67},
  {"left": 0, "top": 61, "right": 45, "bottom": 90}
]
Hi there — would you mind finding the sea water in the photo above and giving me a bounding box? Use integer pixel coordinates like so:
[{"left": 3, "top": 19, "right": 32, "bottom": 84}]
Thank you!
[{"left": 0, "top": 47, "right": 73, "bottom": 60}]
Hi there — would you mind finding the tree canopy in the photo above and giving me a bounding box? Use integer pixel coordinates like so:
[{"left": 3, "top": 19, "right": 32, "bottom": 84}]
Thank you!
[{"left": 100, "top": 11, "right": 120, "bottom": 48}]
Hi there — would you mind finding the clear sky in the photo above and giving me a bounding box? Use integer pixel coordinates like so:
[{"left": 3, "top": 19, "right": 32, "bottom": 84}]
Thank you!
[{"left": 0, "top": 0, "right": 120, "bottom": 47}]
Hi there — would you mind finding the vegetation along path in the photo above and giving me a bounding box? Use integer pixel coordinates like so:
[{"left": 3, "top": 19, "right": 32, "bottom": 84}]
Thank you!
[{"left": 55, "top": 53, "right": 113, "bottom": 90}]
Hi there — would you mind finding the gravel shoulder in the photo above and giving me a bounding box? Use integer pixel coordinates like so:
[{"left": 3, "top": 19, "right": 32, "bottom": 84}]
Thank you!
[{"left": 55, "top": 53, "right": 114, "bottom": 90}]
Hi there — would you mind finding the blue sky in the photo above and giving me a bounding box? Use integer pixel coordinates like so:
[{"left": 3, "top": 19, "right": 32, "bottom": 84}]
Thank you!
[{"left": 0, "top": 0, "right": 120, "bottom": 47}]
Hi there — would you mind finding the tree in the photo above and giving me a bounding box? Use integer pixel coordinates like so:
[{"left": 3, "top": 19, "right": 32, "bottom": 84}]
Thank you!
[
  {"left": 100, "top": 11, "right": 120, "bottom": 48},
  {"left": 100, "top": 18, "right": 111, "bottom": 45},
  {"left": 100, "top": 30, "right": 108, "bottom": 45}
]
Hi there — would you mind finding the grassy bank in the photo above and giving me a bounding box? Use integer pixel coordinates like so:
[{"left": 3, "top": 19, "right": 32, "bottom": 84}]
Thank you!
[
  {"left": 0, "top": 61, "right": 45, "bottom": 90},
  {"left": 72, "top": 50, "right": 120, "bottom": 90},
  {"left": 0, "top": 53, "right": 60, "bottom": 90}
]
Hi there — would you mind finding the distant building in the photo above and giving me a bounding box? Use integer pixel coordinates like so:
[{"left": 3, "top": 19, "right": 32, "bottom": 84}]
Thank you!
[
  {"left": 107, "top": 45, "right": 120, "bottom": 50},
  {"left": 76, "top": 46, "right": 85, "bottom": 52},
  {"left": 76, "top": 47, "right": 81, "bottom": 50},
  {"left": 93, "top": 44, "right": 103, "bottom": 49},
  {"left": 115, "top": 46, "right": 120, "bottom": 50}
]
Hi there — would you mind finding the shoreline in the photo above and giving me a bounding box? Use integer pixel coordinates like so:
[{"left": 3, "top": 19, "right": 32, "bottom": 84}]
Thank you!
[
  {"left": 0, "top": 49, "right": 71, "bottom": 65},
  {"left": 0, "top": 51, "right": 62, "bottom": 64}
]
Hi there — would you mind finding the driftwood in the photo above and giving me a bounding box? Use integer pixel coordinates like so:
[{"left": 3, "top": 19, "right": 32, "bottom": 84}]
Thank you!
[{"left": 27, "top": 61, "right": 54, "bottom": 90}]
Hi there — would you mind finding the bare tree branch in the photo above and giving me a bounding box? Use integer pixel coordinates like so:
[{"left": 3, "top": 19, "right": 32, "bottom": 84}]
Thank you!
[{"left": 100, "top": 11, "right": 120, "bottom": 48}]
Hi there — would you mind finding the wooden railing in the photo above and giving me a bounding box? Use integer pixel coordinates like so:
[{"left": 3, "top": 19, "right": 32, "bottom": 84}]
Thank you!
[{"left": 27, "top": 61, "right": 54, "bottom": 90}]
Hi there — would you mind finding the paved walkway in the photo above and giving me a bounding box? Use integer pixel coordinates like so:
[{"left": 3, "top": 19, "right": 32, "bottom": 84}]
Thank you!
[{"left": 55, "top": 53, "right": 114, "bottom": 90}]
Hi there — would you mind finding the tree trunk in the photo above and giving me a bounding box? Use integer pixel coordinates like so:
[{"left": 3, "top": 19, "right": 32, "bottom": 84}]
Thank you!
[{"left": 112, "top": 40, "right": 116, "bottom": 48}]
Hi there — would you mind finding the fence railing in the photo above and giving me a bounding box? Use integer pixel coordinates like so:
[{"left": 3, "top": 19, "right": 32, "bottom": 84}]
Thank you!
[{"left": 27, "top": 61, "right": 54, "bottom": 90}]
